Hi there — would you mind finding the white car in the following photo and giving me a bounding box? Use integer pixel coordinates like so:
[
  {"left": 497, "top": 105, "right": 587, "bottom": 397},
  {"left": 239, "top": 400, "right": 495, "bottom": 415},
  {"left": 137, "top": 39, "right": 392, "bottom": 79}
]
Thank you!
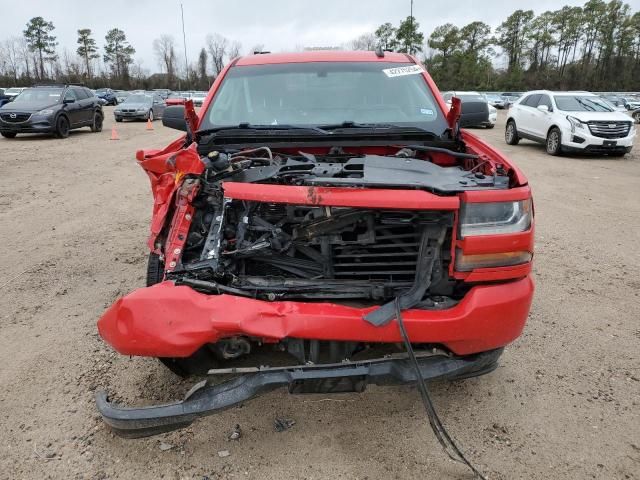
[
  {"left": 505, "top": 90, "right": 635, "bottom": 156},
  {"left": 441, "top": 91, "right": 496, "bottom": 128}
]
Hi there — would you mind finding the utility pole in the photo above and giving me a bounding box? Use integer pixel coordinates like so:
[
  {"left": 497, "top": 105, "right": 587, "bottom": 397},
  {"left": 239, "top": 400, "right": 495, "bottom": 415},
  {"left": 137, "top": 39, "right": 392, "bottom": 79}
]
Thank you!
[
  {"left": 181, "top": 2, "right": 188, "bottom": 89},
  {"left": 409, "top": 0, "right": 414, "bottom": 55}
]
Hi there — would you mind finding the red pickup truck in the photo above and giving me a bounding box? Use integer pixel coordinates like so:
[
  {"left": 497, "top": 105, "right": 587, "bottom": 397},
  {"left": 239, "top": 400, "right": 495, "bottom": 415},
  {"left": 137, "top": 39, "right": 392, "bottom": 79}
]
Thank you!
[{"left": 96, "top": 51, "right": 534, "bottom": 438}]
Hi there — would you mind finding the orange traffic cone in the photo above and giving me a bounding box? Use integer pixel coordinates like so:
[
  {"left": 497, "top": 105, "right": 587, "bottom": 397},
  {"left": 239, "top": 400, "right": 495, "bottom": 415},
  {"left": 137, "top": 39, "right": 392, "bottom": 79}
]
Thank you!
[
  {"left": 146, "top": 118, "right": 154, "bottom": 131},
  {"left": 110, "top": 124, "right": 120, "bottom": 140}
]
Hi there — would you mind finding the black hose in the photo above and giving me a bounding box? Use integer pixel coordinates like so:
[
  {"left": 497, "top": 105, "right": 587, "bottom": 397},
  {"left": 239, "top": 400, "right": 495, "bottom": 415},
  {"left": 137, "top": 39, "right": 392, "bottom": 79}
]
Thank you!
[{"left": 394, "top": 297, "right": 488, "bottom": 480}]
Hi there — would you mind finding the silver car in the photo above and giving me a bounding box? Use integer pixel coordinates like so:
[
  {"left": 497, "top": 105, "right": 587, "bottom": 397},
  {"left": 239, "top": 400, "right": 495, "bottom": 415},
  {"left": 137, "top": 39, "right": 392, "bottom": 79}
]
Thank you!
[{"left": 114, "top": 94, "right": 166, "bottom": 122}]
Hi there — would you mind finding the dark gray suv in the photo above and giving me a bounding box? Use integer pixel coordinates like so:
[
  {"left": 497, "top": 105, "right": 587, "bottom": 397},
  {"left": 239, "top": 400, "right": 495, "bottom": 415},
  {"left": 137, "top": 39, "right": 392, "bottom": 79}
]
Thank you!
[{"left": 0, "top": 84, "right": 103, "bottom": 139}]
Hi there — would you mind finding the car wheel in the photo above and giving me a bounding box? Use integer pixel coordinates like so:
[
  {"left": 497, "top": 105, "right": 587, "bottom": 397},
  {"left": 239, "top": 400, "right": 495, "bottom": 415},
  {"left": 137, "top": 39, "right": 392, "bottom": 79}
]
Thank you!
[
  {"left": 505, "top": 120, "right": 520, "bottom": 145},
  {"left": 148, "top": 109, "right": 154, "bottom": 121},
  {"left": 486, "top": 123, "right": 495, "bottom": 129},
  {"left": 546, "top": 128, "right": 562, "bottom": 156},
  {"left": 54, "top": 116, "right": 70, "bottom": 139},
  {"left": 1, "top": 132, "right": 17, "bottom": 138},
  {"left": 633, "top": 112, "right": 640, "bottom": 124},
  {"left": 90, "top": 112, "right": 103, "bottom": 132}
]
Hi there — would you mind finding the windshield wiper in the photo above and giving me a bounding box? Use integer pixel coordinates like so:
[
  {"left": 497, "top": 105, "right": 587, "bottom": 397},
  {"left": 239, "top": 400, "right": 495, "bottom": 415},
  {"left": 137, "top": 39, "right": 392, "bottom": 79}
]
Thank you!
[
  {"left": 197, "top": 123, "right": 331, "bottom": 136},
  {"left": 318, "top": 121, "right": 437, "bottom": 136}
]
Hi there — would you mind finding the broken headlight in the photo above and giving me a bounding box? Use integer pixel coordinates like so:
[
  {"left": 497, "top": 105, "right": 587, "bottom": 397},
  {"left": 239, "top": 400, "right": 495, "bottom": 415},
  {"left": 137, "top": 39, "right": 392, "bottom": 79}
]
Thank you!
[{"left": 460, "top": 199, "right": 532, "bottom": 237}]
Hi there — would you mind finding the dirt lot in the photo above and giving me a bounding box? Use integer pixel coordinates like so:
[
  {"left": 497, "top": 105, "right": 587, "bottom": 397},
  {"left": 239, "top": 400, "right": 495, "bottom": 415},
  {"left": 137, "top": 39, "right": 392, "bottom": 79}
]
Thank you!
[{"left": 0, "top": 107, "right": 638, "bottom": 480}]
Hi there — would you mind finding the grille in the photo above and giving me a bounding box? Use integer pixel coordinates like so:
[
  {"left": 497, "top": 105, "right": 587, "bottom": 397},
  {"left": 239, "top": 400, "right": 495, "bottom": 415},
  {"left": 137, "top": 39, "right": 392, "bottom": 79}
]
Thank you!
[
  {"left": 587, "top": 121, "right": 632, "bottom": 139},
  {"left": 243, "top": 206, "right": 451, "bottom": 284},
  {"left": 332, "top": 213, "right": 422, "bottom": 281},
  {"left": 0, "top": 112, "right": 31, "bottom": 123},
  {"left": 122, "top": 109, "right": 137, "bottom": 113}
]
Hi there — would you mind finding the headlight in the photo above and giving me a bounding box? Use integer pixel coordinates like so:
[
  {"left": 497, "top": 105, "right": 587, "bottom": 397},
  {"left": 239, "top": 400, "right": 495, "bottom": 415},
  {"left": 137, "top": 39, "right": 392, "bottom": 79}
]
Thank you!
[
  {"left": 460, "top": 199, "right": 532, "bottom": 237},
  {"left": 36, "top": 109, "right": 54, "bottom": 115},
  {"left": 137, "top": 108, "right": 147, "bottom": 112},
  {"left": 566, "top": 115, "right": 585, "bottom": 132}
]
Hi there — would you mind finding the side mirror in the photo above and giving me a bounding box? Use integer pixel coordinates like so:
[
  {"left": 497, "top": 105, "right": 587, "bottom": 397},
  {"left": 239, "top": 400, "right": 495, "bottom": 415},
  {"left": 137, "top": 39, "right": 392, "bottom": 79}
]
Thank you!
[
  {"left": 63, "top": 98, "right": 75, "bottom": 104},
  {"left": 162, "top": 105, "right": 188, "bottom": 131},
  {"left": 537, "top": 104, "right": 550, "bottom": 113},
  {"left": 458, "top": 99, "right": 489, "bottom": 128}
]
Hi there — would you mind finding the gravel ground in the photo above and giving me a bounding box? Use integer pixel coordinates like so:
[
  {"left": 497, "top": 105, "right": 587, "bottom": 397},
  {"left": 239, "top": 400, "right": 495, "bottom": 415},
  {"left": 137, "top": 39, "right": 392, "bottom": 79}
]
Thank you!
[{"left": 0, "top": 108, "right": 638, "bottom": 480}]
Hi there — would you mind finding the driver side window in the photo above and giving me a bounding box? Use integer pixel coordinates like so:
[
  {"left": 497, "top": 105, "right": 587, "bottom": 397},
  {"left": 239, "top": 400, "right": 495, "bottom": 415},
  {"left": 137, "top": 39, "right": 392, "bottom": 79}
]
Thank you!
[{"left": 64, "top": 89, "right": 76, "bottom": 102}]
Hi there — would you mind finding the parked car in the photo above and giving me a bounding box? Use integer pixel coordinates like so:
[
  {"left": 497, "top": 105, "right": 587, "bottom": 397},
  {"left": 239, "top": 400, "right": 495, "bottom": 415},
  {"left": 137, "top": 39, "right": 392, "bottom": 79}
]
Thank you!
[
  {"left": 96, "top": 50, "right": 535, "bottom": 439},
  {"left": 599, "top": 95, "right": 627, "bottom": 112},
  {"left": 113, "top": 93, "right": 166, "bottom": 121},
  {"left": 152, "top": 89, "right": 171, "bottom": 99},
  {"left": 0, "top": 89, "right": 10, "bottom": 108},
  {"left": 115, "top": 91, "right": 131, "bottom": 104},
  {"left": 0, "top": 84, "right": 103, "bottom": 138},
  {"left": 165, "top": 92, "right": 187, "bottom": 105},
  {"left": 190, "top": 91, "right": 207, "bottom": 106},
  {"left": 621, "top": 96, "right": 640, "bottom": 110},
  {"left": 505, "top": 90, "right": 635, "bottom": 156},
  {"left": 486, "top": 93, "right": 506, "bottom": 109},
  {"left": 3, "top": 87, "right": 25, "bottom": 102},
  {"left": 442, "top": 91, "right": 495, "bottom": 128},
  {"left": 94, "top": 88, "right": 118, "bottom": 106},
  {"left": 631, "top": 108, "right": 640, "bottom": 123}
]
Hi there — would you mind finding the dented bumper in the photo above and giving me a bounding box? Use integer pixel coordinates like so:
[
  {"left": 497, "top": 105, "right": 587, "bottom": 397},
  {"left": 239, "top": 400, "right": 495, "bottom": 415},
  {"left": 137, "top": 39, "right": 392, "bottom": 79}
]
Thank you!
[
  {"left": 96, "top": 348, "right": 503, "bottom": 438},
  {"left": 97, "top": 276, "right": 533, "bottom": 358}
]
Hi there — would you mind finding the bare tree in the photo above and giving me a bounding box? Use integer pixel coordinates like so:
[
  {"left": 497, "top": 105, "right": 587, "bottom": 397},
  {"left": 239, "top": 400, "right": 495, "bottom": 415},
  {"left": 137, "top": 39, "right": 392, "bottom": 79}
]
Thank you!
[
  {"left": 349, "top": 33, "right": 377, "bottom": 51},
  {"left": 2, "top": 37, "right": 22, "bottom": 82},
  {"left": 228, "top": 40, "right": 242, "bottom": 61},
  {"left": 206, "top": 33, "right": 228, "bottom": 77},
  {"left": 153, "top": 34, "right": 177, "bottom": 86}
]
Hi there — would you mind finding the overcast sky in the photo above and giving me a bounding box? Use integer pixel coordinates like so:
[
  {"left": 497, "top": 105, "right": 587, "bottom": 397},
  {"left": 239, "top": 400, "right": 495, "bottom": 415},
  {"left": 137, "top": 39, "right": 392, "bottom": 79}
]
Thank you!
[{"left": 6, "top": 0, "right": 638, "bottom": 73}]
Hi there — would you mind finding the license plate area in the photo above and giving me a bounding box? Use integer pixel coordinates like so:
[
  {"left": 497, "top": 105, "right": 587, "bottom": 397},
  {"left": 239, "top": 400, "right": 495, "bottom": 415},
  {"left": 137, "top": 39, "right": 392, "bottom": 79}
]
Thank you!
[
  {"left": 288, "top": 375, "right": 367, "bottom": 394},
  {"left": 603, "top": 140, "right": 617, "bottom": 147}
]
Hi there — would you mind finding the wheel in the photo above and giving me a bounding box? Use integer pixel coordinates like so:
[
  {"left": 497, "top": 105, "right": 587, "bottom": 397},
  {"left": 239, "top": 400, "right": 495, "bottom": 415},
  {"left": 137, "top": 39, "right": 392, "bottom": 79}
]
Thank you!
[
  {"left": 505, "top": 120, "right": 520, "bottom": 145},
  {"left": 90, "top": 112, "right": 103, "bottom": 132},
  {"left": 546, "top": 127, "right": 562, "bottom": 156},
  {"left": 115, "top": 117, "right": 122, "bottom": 123},
  {"left": 1, "top": 132, "right": 17, "bottom": 138},
  {"left": 486, "top": 123, "right": 495, "bottom": 129},
  {"left": 54, "top": 116, "right": 70, "bottom": 138},
  {"left": 148, "top": 109, "right": 154, "bottom": 121},
  {"left": 633, "top": 112, "right": 640, "bottom": 124}
]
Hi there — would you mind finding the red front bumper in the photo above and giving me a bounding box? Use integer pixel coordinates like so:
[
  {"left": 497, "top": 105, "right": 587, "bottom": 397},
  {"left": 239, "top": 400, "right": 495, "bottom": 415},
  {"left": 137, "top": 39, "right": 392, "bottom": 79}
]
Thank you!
[{"left": 97, "top": 276, "right": 534, "bottom": 358}]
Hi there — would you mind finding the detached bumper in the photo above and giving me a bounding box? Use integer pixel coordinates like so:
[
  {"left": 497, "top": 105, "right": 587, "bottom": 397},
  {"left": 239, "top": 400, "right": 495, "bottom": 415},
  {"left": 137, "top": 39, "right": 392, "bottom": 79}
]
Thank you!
[
  {"left": 98, "top": 276, "right": 534, "bottom": 357},
  {"left": 96, "top": 348, "right": 503, "bottom": 438}
]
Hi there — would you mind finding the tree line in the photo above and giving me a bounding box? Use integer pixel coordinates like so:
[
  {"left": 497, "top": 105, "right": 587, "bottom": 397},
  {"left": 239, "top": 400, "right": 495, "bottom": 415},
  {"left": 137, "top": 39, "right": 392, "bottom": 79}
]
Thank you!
[
  {"left": 0, "top": 17, "right": 249, "bottom": 91},
  {"left": 1, "top": 2, "right": 639, "bottom": 92},
  {"left": 351, "top": 0, "right": 639, "bottom": 91}
]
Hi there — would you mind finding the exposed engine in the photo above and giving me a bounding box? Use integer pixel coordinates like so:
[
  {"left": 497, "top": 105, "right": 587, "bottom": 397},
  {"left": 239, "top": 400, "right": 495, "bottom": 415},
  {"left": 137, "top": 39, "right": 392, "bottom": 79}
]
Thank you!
[{"left": 165, "top": 146, "right": 508, "bottom": 305}]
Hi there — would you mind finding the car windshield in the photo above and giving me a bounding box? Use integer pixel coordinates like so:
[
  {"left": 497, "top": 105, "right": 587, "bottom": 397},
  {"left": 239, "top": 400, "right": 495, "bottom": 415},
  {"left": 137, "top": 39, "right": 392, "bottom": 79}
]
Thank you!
[
  {"left": 6, "top": 88, "right": 22, "bottom": 94},
  {"left": 12, "top": 88, "right": 63, "bottom": 104},
  {"left": 124, "top": 94, "right": 151, "bottom": 104},
  {"left": 95, "top": 89, "right": 108, "bottom": 94},
  {"left": 200, "top": 61, "right": 446, "bottom": 133},
  {"left": 554, "top": 95, "right": 614, "bottom": 112}
]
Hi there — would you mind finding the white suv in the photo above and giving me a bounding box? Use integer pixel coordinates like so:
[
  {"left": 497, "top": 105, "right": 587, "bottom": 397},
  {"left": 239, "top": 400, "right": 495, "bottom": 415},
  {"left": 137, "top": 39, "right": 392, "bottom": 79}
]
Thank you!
[{"left": 505, "top": 90, "right": 635, "bottom": 156}]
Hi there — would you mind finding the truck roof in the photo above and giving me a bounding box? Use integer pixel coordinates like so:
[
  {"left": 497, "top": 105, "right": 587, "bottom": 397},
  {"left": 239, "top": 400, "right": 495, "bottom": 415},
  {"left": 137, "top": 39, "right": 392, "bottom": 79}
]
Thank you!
[{"left": 235, "top": 50, "right": 415, "bottom": 66}]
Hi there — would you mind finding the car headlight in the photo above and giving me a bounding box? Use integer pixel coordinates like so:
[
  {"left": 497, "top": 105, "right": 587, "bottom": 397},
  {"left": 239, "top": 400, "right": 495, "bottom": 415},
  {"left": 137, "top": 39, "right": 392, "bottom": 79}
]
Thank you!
[
  {"left": 36, "top": 109, "right": 54, "bottom": 115},
  {"left": 137, "top": 108, "right": 146, "bottom": 112},
  {"left": 567, "top": 115, "right": 585, "bottom": 132},
  {"left": 460, "top": 199, "right": 532, "bottom": 237}
]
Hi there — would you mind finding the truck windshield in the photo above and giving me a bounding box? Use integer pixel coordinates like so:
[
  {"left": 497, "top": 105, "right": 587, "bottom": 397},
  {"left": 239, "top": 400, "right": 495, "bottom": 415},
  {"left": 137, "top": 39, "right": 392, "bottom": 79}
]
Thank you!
[{"left": 200, "top": 62, "right": 447, "bottom": 134}]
